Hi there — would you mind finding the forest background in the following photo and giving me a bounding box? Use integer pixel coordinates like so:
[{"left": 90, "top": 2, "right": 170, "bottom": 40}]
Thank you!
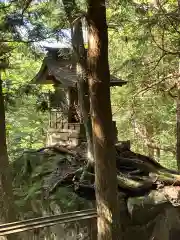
[{"left": 1, "top": 0, "right": 178, "bottom": 169}]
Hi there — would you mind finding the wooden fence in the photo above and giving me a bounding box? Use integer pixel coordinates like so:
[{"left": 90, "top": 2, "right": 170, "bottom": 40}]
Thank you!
[{"left": 0, "top": 209, "right": 97, "bottom": 236}]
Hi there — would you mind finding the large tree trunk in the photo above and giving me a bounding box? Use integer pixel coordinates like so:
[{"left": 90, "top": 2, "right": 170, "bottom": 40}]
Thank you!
[
  {"left": 0, "top": 74, "right": 19, "bottom": 240},
  {"left": 62, "top": 0, "right": 94, "bottom": 162},
  {"left": 87, "top": 1, "right": 120, "bottom": 239},
  {"left": 176, "top": 60, "right": 180, "bottom": 170},
  {"left": 176, "top": 88, "right": 180, "bottom": 170}
]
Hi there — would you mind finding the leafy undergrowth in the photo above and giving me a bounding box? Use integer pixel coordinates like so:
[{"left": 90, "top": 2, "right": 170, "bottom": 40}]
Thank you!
[
  {"left": 12, "top": 149, "right": 90, "bottom": 210},
  {"left": 12, "top": 148, "right": 92, "bottom": 239}
]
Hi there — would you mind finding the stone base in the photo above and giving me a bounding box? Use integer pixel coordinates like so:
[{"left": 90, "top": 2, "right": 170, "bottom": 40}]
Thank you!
[
  {"left": 46, "top": 123, "right": 86, "bottom": 147},
  {"left": 46, "top": 121, "right": 118, "bottom": 147}
]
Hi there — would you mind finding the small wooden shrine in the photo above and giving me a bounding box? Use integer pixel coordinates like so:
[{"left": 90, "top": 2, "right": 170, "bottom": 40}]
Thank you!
[{"left": 32, "top": 47, "right": 127, "bottom": 147}]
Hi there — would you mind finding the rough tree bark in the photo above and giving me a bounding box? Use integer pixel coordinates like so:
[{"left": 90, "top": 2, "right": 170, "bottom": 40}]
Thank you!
[
  {"left": 73, "top": 21, "right": 94, "bottom": 161},
  {"left": 62, "top": 0, "right": 94, "bottom": 161},
  {"left": 176, "top": 59, "right": 180, "bottom": 170},
  {"left": 87, "top": 0, "right": 120, "bottom": 239},
  {"left": 0, "top": 73, "right": 19, "bottom": 240},
  {"left": 175, "top": 1, "right": 180, "bottom": 170}
]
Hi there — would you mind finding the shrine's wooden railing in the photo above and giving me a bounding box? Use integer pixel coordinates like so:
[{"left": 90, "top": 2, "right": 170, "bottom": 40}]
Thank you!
[
  {"left": 0, "top": 209, "right": 97, "bottom": 236},
  {"left": 49, "top": 109, "right": 65, "bottom": 129}
]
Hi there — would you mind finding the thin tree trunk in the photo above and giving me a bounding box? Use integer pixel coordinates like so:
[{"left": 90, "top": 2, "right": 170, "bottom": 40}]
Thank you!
[
  {"left": 62, "top": 0, "right": 94, "bottom": 161},
  {"left": 67, "top": 87, "right": 79, "bottom": 123},
  {"left": 73, "top": 21, "right": 94, "bottom": 161},
  {"left": 87, "top": 0, "right": 120, "bottom": 239},
  {"left": 145, "top": 121, "right": 154, "bottom": 158},
  {"left": 156, "top": 148, "right": 160, "bottom": 162},
  {"left": 0, "top": 73, "right": 19, "bottom": 240}
]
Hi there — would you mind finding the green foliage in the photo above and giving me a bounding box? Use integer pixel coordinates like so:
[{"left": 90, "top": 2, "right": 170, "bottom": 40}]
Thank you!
[
  {"left": 12, "top": 150, "right": 90, "bottom": 218},
  {"left": 108, "top": 0, "right": 179, "bottom": 169},
  {"left": 1, "top": 45, "right": 48, "bottom": 161}
]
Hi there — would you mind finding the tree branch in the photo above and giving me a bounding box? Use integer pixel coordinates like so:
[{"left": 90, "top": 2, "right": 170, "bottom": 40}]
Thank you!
[
  {"left": 150, "top": 28, "right": 180, "bottom": 55},
  {"left": 132, "top": 119, "right": 175, "bottom": 155},
  {"left": 133, "top": 74, "right": 175, "bottom": 96}
]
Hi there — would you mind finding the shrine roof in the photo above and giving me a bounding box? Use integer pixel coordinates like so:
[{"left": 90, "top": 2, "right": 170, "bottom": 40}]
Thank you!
[{"left": 32, "top": 47, "right": 127, "bottom": 87}]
